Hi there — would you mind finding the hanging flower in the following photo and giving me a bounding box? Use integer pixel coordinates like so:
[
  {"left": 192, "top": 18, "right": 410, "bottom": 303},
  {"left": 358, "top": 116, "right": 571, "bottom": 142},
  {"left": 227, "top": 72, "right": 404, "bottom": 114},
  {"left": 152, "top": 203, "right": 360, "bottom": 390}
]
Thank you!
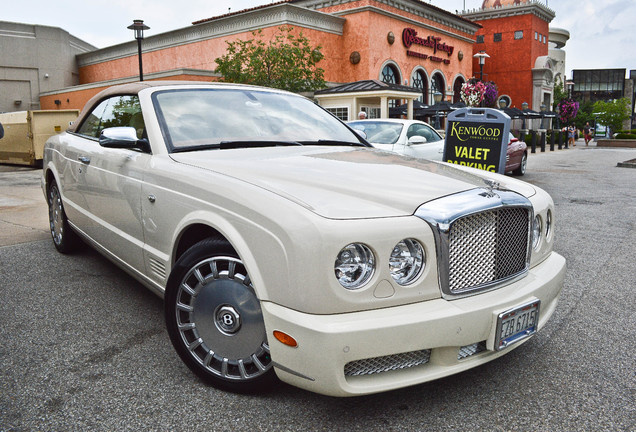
[
  {"left": 558, "top": 99, "right": 579, "bottom": 123},
  {"left": 483, "top": 81, "right": 499, "bottom": 108},
  {"left": 460, "top": 80, "right": 486, "bottom": 107}
]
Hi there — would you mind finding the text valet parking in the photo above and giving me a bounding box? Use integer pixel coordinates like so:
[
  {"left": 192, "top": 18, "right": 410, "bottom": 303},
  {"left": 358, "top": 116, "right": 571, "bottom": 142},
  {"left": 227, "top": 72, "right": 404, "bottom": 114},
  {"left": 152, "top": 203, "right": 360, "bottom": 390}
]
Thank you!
[{"left": 443, "top": 108, "right": 511, "bottom": 174}]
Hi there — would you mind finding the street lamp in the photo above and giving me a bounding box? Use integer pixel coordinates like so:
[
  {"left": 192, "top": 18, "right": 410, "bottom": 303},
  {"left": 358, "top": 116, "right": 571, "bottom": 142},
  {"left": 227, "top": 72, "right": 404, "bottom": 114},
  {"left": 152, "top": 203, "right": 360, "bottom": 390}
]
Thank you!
[
  {"left": 473, "top": 50, "right": 490, "bottom": 82},
  {"left": 566, "top": 79, "right": 575, "bottom": 98},
  {"left": 128, "top": 19, "right": 150, "bottom": 81},
  {"left": 433, "top": 90, "right": 443, "bottom": 130}
]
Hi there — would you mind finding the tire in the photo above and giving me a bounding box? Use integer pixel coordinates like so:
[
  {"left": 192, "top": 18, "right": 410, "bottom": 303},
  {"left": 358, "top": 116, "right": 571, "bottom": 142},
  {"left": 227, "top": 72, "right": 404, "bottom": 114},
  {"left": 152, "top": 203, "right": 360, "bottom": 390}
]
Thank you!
[
  {"left": 165, "top": 238, "right": 276, "bottom": 393},
  {"left": 513, "top": 152, "right": 527, "bottom": 176},
  {"left": 47, "top": 180, "right": 79, "bottom": 253}
]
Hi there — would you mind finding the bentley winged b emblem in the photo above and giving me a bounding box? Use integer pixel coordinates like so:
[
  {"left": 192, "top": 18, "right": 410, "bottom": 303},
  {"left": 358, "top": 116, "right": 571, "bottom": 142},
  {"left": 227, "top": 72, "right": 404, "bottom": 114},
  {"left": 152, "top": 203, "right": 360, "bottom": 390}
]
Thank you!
[{"left": 481, "top": 179, "right": 501, "bottom": 198}]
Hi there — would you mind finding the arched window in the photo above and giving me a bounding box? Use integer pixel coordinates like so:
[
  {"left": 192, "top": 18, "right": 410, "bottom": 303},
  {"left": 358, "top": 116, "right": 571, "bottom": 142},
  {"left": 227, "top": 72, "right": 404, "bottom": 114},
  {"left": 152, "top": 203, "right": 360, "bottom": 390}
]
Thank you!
[
  {"left": 381, "top": 64, "right": 400, "bottom": 85},
  {"left": 412, "top": 70, "right": 428, "bottom": 103},
  {"left": 430, "top": 73, "right": 445, "bottom": 104},
  {"left": 453, "top": 77, "right": 466, "bottom": 103}
]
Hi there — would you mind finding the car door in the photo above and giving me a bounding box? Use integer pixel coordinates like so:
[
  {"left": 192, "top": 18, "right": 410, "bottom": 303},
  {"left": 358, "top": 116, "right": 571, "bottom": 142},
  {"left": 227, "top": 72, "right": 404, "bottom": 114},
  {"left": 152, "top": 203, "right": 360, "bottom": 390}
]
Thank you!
[
  {"left": 401, "top": 123, "right": 445, "bottom": 160},
  {"left": 71, "top": 95, "right": 150, "bottom": 273}
]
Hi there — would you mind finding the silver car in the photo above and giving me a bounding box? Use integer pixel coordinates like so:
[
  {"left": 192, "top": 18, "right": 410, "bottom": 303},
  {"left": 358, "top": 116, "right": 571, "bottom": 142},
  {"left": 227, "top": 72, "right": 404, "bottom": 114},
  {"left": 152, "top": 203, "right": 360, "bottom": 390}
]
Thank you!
[{"left": 348, "top": 118, "right": 444, "bottom": 160}]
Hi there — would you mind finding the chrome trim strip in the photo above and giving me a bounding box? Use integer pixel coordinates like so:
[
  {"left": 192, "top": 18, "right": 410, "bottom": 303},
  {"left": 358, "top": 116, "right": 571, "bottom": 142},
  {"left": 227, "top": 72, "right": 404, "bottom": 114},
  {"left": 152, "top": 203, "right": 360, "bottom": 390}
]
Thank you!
[
  {"left": 272, "top": 362, "right": 315, "bottom": 382},
  {"left": 415, "top": 188, "right": 533, "bottom": 300}
]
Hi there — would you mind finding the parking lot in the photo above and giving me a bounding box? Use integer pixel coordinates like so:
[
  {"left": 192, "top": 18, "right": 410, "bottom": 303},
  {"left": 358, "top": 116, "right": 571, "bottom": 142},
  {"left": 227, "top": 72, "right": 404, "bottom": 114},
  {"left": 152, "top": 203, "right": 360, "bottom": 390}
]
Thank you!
[{"left": 1, "top": 144, "right": 635, "bottom": 431}]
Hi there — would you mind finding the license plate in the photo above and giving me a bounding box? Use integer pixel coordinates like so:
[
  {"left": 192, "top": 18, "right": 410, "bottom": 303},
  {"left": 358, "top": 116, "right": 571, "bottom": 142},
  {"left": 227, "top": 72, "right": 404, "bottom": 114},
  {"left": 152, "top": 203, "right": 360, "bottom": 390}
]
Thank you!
[{"left": 495, "top": 300, "right": 540, "bottom": 351}]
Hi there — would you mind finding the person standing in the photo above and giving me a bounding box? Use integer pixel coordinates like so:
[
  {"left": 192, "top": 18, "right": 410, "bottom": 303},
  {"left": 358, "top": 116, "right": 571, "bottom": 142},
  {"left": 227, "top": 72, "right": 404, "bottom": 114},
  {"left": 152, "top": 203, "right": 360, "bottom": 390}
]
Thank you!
[
  {"left": 583, "top": 122, "right": 592, "bottom": 146},
  {"left": 358, "top": 111, "right": 367, "bottom": 120},
  {"left": 567, "top": 124, "right": 576, "bottom": 147}
]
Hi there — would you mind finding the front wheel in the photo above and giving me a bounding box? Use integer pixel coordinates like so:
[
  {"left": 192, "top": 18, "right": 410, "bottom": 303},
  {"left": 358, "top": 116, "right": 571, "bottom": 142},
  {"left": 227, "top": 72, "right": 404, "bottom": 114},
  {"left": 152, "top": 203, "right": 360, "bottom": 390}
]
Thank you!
[{"left": 164, "top": 238, "right": 276, "bottom": 392}]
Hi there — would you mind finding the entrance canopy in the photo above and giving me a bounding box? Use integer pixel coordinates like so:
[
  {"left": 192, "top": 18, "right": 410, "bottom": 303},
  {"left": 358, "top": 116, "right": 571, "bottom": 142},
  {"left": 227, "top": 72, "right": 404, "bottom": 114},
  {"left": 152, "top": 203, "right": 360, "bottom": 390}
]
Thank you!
[{"left": 314, "top": 80, "right": 423, "bottom": 121}]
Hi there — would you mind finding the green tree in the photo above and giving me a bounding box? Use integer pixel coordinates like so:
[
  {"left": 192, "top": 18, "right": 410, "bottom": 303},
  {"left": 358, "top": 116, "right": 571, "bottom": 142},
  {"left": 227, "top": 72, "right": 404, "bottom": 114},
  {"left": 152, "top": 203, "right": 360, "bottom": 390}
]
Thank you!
[
  {"left": 592, "top": 98, "right": 631, "bottom": 136},
  {"left": 215, "top": 26, "right": 326, "bottom": 93}
]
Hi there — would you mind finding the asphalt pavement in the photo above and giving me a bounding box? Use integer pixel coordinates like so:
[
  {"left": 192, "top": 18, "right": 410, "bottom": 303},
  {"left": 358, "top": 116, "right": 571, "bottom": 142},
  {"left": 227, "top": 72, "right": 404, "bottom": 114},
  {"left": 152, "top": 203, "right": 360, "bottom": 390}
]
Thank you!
[{"left": 0, "top": 141, "right": 635, "bottom": 431}]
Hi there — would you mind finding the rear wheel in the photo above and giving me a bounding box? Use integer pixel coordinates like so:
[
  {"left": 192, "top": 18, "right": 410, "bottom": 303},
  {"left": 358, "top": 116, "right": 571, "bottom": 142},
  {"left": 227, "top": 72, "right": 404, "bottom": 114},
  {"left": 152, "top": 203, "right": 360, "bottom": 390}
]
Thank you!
[
  {"left": 47, "top": 180, "right": 79, "bottom": 253},
  {"left": 164, "top": 238, "right": 275, "bottom": 392}
]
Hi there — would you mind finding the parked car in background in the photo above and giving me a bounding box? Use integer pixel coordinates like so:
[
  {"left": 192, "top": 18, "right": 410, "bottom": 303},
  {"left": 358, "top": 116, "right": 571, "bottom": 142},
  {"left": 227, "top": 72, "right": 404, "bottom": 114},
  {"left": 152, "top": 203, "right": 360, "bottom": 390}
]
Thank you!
[
  {"left": 42, "top": 81, "right": 564, "bottom": 397},
  {"left": 349, "top": 120, "right": 528, "bottom": 176},
  {"left": 348, "top": 118, "right": 444, "bottom": 161},
  {"left": 506, "top": 132, "right": 528, "bottom": 176}
]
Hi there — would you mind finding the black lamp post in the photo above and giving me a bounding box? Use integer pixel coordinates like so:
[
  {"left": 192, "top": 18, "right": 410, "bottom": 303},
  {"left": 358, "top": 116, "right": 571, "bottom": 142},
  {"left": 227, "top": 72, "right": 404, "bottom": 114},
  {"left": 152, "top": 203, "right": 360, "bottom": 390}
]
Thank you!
[
  {"left": 128, "top": 19, "right": 150, "bottom": 81},
  {"left": 433, "top": 90, "right": 443, "bottom": 130},
  {"left": 473, "top": 51, "right": 490, "bottom": 82}
]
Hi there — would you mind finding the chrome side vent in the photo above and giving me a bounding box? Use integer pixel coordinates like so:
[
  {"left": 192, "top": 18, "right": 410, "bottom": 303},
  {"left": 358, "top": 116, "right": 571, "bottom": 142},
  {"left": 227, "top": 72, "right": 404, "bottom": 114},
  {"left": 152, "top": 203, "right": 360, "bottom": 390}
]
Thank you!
[{"left": 149, "top": 257, "right": 167, "bottom": 280}]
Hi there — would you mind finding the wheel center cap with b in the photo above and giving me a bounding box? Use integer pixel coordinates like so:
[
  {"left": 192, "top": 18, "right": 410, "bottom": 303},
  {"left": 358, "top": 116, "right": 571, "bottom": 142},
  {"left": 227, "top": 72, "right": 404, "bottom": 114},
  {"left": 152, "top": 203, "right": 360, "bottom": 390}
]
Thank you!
[{"left": 215, "top": 305, "right": 241, "bottom": 334}]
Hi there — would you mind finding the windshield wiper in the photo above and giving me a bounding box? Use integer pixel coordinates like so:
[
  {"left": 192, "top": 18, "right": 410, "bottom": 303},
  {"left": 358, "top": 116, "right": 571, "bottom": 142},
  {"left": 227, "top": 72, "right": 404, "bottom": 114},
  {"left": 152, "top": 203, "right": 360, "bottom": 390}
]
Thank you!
[
  {"left": 298, "top": 140, "right": 369, "bottom": 147},
  {"left": 220, "top": 140, "right": 303, "bottom": 149}
]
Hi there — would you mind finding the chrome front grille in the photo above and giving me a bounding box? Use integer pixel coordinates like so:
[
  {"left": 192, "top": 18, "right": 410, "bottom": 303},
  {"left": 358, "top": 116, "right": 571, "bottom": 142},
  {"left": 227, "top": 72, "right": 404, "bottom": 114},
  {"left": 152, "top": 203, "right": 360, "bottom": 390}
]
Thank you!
[
  {"left": 416, "top": 188, "right": 532, "bottom": 299},
  {"left": 344, "top": 349, "right": 431, "bottom": 377},
  {"left": 448, "top": 207, "right": 530, "bottom": 294}
]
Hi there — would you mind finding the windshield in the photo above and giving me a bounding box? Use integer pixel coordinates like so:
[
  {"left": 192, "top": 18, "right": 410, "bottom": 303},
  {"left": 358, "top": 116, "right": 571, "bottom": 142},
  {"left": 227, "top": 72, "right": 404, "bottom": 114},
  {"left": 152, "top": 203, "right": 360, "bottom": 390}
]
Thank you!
[
  {"left": 348, "top": 121, "right": 404, "bottom": 144},
  {"left": 152, "top": 88, "right": 363, "bottom": 151}
]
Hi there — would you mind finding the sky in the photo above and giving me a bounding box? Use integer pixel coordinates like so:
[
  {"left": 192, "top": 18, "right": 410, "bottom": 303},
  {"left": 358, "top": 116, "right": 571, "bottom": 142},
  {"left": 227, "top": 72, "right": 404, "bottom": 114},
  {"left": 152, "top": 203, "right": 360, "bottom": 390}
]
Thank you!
[{"left": 3, "top": 0, "right": 635, "bottom": 79}]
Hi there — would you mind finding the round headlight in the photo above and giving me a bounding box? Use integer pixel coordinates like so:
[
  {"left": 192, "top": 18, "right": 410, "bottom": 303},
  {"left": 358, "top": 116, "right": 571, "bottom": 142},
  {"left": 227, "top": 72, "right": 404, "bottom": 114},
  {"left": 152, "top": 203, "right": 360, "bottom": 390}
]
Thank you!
[
  {"left": 545, "top": 209, "right": 552, "bottom": 240},
  {"left": 390, "top": 239, "right": 425, "bottom": 285},
  {"left": 335, "top": 243, "right": 375, "bottom": 290},
  {"left": 532, "top": 215, "right": 542, "bottom": 249}
]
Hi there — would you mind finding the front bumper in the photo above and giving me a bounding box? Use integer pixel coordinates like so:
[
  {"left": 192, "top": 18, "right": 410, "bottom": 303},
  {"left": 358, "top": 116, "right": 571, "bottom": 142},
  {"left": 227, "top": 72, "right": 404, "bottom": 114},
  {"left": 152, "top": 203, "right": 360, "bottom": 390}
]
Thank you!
[{"left": 262, "top": 252, "right": 566, "bottom": 397}]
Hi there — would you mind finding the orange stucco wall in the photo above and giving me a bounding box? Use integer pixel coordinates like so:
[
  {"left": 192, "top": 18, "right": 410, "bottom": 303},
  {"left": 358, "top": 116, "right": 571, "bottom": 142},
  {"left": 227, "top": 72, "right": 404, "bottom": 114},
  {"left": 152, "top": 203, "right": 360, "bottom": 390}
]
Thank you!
[
  {"left": 319, "top": 0, "right": 474, "bottom": 95},
  {"left": 75, "top": 1, "right": 475, "bottom": 103},
  {"left": 40, "top": 74, "right": 218, "bottom": 111},
  {"left": 472, "top": 13, "right": 549, "bottom": 108},
  {"left": 45, "top": 1, "right": 479, "bottom": 110}
]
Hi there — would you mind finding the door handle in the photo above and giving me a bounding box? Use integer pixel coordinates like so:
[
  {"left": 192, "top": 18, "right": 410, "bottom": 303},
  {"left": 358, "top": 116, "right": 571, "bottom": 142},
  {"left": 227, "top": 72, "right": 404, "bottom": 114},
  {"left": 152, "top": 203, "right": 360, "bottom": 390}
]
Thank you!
[{"left": 78, "top": 156, "right": 91, "bottom": 164}]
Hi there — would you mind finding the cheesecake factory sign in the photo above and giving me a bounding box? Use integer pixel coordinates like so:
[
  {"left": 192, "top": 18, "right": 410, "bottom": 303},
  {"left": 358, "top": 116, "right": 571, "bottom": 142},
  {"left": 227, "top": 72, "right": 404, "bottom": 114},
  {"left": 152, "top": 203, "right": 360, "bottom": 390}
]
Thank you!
[{"left": 402, "top": 28, "right": 454, "bottom": 64}]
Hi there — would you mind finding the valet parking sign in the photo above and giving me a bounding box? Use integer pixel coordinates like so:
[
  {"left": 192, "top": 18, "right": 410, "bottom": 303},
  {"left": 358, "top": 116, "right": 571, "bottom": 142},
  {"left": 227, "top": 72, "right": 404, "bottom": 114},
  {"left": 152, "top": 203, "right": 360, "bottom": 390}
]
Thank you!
[{"left": 443, "top": 108, "right": 511, "bottom": 174}]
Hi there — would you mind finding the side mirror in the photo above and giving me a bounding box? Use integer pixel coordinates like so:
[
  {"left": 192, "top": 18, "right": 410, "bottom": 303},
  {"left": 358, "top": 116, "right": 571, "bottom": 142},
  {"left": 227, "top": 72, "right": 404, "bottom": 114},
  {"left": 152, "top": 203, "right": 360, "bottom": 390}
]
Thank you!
[
  {"left": 99, "top": 127, "right": 149, "bottom": 152},
  {"left": 407, "top": 135, "right": 427, "bottom": 145},
  {"left": 353, "top": 129, "right": 367, "bottom": 140}
]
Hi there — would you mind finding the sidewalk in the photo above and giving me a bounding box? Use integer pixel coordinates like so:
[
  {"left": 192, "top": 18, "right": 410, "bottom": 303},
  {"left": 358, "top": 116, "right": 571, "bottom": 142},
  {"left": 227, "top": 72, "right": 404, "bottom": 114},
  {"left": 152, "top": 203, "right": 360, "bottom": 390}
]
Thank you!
[{"left": 0, "top": 166, "right": 49, "bottom": 247}]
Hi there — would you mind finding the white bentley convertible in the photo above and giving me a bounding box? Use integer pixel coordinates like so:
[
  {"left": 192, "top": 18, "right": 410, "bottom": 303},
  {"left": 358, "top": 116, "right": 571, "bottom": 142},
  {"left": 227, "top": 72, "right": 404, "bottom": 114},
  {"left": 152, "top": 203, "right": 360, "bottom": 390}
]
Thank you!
[{"left": 42, "top": 82, "right": 565, "bottom": 397}]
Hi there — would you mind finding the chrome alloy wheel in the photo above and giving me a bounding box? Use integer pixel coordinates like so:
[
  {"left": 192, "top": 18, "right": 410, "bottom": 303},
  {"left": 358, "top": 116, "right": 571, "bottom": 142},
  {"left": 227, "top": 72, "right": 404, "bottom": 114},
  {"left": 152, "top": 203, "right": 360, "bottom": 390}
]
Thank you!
[
  {"left": 173, "top": 256, "right": 272, "bottom": 381},
  {"left": 48, "top": 184, "right": 65, "bottom": 246}
]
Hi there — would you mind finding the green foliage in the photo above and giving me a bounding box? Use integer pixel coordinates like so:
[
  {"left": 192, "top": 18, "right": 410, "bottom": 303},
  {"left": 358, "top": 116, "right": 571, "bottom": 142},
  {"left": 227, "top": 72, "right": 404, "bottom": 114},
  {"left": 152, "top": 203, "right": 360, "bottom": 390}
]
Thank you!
[
  {"left": 552, "top": 81, "right": 569, "bottom": 109},
  {"left": 214, "top": 26, "right": 326, "bottom": 93},
  {"left": 592, "top": 98, "right": 631, "bottom": 136},
  {"left": 615, "top": 133, "right": 636, "bottom": 139}
]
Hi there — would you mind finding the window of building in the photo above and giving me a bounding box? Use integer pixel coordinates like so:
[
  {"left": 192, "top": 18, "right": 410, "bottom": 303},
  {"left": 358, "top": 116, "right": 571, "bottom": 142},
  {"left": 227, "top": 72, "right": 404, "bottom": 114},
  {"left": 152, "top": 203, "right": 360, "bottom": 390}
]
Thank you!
[
  {"left": 381, "top": 64, "right": 400, "bottom": 85},
  {"left": 494, "top": 33, "right": 502, "bottom": 42},
  {"left": 326, "top": 107, "right": 349, "bottom": 122},
  {"left": 514, "top": 30, "right": 523, "bottom": 40},
  {"left": 412, "top": 69, "right": 428, "bottom": 103},
  {"left": 535, "top": 31, "right": 538, "bottom": 40},
  {"left": 366, "top": 107, "right": 381, "bottom": 119},
  {"left": 476, "top": 35, "right": 484, "bottom": 44}
]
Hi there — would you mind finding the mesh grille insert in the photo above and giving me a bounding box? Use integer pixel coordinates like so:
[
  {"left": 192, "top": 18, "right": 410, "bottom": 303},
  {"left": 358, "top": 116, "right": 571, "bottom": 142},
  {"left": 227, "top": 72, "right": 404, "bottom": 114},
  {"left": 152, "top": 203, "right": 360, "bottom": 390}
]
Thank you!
[
  {"left": 344, "top": 349, "right": 431, "bottom": 377},
  {"left": 448, "top": 207, "right": 529, "bottom": 294}
]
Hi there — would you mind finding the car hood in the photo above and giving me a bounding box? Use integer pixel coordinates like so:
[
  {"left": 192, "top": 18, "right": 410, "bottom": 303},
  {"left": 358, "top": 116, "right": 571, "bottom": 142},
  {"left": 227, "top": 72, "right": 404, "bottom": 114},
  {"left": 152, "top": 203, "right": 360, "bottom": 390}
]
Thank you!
[{"left": 170, "top": 147, "right": 536, "bottom": 219}]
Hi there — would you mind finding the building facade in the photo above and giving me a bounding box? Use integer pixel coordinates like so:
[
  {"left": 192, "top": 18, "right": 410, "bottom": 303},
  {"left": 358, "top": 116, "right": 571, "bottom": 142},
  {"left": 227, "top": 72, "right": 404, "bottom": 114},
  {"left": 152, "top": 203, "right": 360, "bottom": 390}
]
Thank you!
[
  {"left": 39, "top": 0, "right": 480, "bottom": 117},
  {"left": 461, "top": 0, "right": 556, "bottom": 111},
  {"left": 0, "top": 21, "right": 95, "bottom": 112}
]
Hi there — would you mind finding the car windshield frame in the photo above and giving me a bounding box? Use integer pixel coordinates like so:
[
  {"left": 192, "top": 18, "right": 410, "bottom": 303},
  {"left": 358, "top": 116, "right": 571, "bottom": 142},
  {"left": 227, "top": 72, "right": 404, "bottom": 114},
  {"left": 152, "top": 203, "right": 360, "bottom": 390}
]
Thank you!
[{"left": 151, "top": 88, "right": 365, "bottom": 153}]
